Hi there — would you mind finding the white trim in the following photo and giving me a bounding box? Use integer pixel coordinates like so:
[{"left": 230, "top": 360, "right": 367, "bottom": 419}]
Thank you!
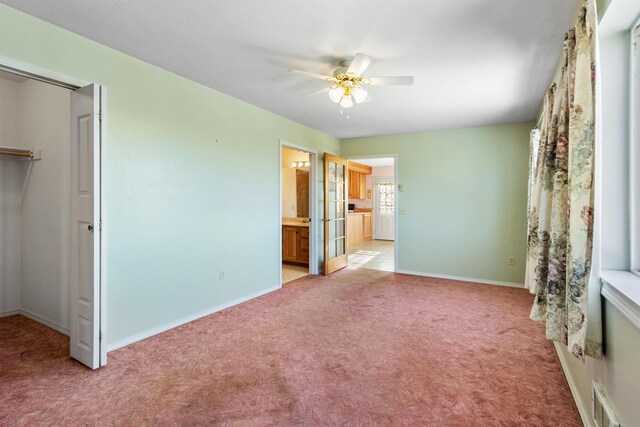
[
  {"left": 19, "top": 309, "right": 70, "bottom": 336},
  {"left": 0, "top": 310, "right": 20, "bottom": 318},
  {"left": 0, "top": 55, "right": 89, "bottom": 89},
  {"left": 0, "top": 309, "right": 70, "bottom": 336},
  {"left": 397, "top": 269, "right": 524, "bottom": 288},
  {"left": 344, "top": 154, "right": 399, "bottom": 272},
  {"left": 279, "top": 140, "right": 318, "bottom": 280},
  {"left": 99, "top": 85, "right": 108, "bottom": 366},
  {"left": 601, "top": 270, "right": 640, "bottom": 330},
  {"left": 554, "top": 341, "right": 595, "bottom": 427},
  {"left": 107, "top": 284, "right": 280, "bottom": 352},
  {"left": 630, "top": 14, "right": 640, "bottom": 276}
]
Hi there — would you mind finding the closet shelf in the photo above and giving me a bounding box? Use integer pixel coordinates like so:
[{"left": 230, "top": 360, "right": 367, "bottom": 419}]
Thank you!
[{"left": 0, "top": 146, "right": 41, "bottom": 161}]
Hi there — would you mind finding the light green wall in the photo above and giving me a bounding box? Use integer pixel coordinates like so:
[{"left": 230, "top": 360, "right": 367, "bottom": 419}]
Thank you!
[
  {"left": 342, "top": 123, "right": 531, "bottom": 284},
  {"left": 0, "top": 4, "right": 340, "bottom": 346},
  {"left": 558, "top": 301, "right": 640, "bottom": 426},
  {"left": 0, "top": 4, "right": 544, "bottom": 351}
]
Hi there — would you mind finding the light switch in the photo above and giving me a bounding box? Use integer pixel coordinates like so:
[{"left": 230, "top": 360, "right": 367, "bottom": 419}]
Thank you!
[
  {"left": 398, "top": 184, "right": 404, "bottom": 192},
  {"left": 399, "top": 208, "right": 406, "bottom": 215}
]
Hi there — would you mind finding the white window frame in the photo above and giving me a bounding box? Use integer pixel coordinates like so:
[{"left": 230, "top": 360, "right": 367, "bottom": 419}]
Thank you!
[{"left": 630, "top": 17, "right": 640, "bottom": 277}]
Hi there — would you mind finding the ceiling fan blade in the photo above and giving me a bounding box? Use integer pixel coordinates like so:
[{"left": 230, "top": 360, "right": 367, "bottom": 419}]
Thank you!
[
  {"left": 347, "top": 53, "right": 373, "bottom": 76},
  {"left": 303, "top": 87, "right": 330, "bottom": 97},
  {"left": 367, "top": 76, "right": 414, "bottom": 86},
  {"left": 288, "top": 69, "right": 335, "bottom": 82}
]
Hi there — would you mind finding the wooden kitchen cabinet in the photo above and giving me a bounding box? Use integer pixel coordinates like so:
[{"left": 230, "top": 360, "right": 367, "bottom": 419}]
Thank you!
[
  {"left": 348, "top": 170, "right": 359, "bottom": 199},
  {"left": 347, "top": 213, "right": 363, "bottom": 246},
  {"left": 282, "top": 225, "right": 309, "bottom": 265},
  {"left": 348, "top": 170, "right": 368, "bottom": 199},
  {"left": 348, "top": 161, "right": 372, "bottom": 200},
  {"left": 363, "top": 212, "right": 373, "bottom": 240},
  {"left": 347, "top": 212, "right": 373, "bottom": 245}
]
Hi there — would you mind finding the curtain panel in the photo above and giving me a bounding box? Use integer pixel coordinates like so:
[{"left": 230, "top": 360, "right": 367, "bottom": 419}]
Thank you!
[{"left": 525, "top": 0, "right": 602, "bottom": 361}]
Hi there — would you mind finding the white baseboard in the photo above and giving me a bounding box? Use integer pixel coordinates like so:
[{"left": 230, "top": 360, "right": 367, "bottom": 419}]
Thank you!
[
  {"left": 19, "top": 308, "right": 70, "bottom": 335},
  {"left": 0, "top": 309, "right": 20, "bottom": 318},
  {"left": 554, "top": 342, "right": 594, "bottom": 427},
  {"left": 0, "top": 308, "right": 70, "bottom": 335},
  {"left": 107, "top": 284, "right": 281, "bottom": 352},
  {"left": 396, "top": 270, "right": 524, "bottom": 288}
]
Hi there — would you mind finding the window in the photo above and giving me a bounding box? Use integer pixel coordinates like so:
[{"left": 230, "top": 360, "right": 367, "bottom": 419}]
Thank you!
[
  {"left": 631, "top": 18, "right": 640, "bottom": 276},
  {"left": 376, "top": 181, "right": 395, "bottom": 215}
]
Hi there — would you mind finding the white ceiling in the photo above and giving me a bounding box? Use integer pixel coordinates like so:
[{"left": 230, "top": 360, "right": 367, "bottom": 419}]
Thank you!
[
  {"left": 1, "top": 0, "right": 578, "bottom": 139},
  {"left": 355, "top": 158, "right": 395, "bottom": 167}
]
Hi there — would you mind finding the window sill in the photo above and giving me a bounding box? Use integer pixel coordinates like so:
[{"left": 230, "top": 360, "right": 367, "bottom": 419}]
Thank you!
[{"left": 601, "top": 270, "right": 640, "bottom": 330}]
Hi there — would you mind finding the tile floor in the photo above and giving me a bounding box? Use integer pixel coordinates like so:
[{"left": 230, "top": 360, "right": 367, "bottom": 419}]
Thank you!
[
  {"left": 282, "top": 263, "right": 309, "bottom": 284},
  {"left": 282, "top": 240, "right": 394, "bottom": 283},
  {"left": 347, "top": 239, "right": 395, "bottom": 271}
]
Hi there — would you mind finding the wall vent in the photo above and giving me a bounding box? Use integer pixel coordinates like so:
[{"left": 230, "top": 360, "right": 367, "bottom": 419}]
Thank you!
[{"left": 592, "top": 381, "right": 620, "bottom": 427}]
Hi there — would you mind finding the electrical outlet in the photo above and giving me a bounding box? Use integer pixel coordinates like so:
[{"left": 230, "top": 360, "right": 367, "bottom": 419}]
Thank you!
[
  {"left": 508, "top": 256, "right": 515, "bottom": 265},
  {"left": 219, "top": 269, "right": 225, "bottom": 281},
  {"left": 399, "top": 208, "right": 407, "bottom": 215}
]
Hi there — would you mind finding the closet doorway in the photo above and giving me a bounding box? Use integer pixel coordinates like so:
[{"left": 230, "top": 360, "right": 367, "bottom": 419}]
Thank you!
[{"left": 0, "top": 59, "right": 105, "bottom": 369}]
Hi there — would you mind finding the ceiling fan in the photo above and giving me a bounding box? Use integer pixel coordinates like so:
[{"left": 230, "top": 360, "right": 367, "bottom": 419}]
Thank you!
[{"left": 289, "top": 53, "right": 414, "bottom": 109}]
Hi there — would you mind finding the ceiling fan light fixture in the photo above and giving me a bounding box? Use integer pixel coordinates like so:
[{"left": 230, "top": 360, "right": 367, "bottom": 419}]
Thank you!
[
  {"left": 291, "top": 53, "right": 414, "bottom": 112},
  {"left": 328, "top": 86, "right": 345, "bottom": 103},
  {"left": 339, "top": 95, "right": 354, "bottom": 109},
  {"left": 351, "top": 86, "right": 368, "bottom": 104}
]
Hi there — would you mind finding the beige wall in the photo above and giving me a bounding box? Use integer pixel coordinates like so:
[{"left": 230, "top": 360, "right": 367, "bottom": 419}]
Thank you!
[
  {"left": 18, "top": 79, "right": 71, "bottom": 332},
  {"left": 281, "top": 147, "right": 309, "bottom": 218},
  {"left": 0, "top": 76, "right": 71, "bottom": 333}
]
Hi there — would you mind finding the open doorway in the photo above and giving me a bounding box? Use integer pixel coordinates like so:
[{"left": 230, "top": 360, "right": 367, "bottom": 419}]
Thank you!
[
  {"left": 346, "top": 157, "right": 396, "bottom": 272},
  {"left": 0, "top": 61, "right": 105, "bottom": 369},
  {"left": 281, "top": 144, "right": 316, "bottom": 284}
]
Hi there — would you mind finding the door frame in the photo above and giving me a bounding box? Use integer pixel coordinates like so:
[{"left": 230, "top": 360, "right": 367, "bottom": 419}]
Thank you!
[
  {"left": 279, "top": 140, "right": 319, "bottom": 282},
  {"left": 345, "top": 154, "right": 398, "bottom": 272},
  {"left": 0, "top": 56, "right": 108, "bottom": 366}
]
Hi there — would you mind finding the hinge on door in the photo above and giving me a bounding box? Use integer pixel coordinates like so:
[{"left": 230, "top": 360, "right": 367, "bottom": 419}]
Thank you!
[
  {"left": 99, "top": 220, "right": 103, "bottom": 230},
  {"left": 99, "top": 331, "right": 103, "bottom": 341}
]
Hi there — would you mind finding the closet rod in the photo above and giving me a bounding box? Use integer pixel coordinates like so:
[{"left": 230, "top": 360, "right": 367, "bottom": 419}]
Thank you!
[{"left": 0, "top": 146, "right": 37, "bottom": 160}]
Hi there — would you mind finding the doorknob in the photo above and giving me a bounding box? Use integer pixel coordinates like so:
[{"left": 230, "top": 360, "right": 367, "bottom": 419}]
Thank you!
[{"left": 88, "top": 224, "right": 94, "bottom": 232}]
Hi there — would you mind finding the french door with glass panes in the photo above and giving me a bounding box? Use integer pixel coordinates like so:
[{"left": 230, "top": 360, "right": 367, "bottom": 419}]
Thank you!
[{"left": 323, "top": 154, "right": 348, "bottom": 274}]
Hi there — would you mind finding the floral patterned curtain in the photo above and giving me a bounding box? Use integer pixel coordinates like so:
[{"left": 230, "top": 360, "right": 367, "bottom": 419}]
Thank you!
[{"left": 525, "top": 0, "right": 602, "bottom": 361}]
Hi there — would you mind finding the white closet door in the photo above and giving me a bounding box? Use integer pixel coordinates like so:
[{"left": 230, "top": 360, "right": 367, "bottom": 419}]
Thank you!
[{"left": 70, "top": 84, "right": 101, "bottom": 369}]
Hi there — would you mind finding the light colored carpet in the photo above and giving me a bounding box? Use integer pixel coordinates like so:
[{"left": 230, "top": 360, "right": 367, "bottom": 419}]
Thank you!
[{"left": 0, "top": 269, "right": 580, "bottom": 425}]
